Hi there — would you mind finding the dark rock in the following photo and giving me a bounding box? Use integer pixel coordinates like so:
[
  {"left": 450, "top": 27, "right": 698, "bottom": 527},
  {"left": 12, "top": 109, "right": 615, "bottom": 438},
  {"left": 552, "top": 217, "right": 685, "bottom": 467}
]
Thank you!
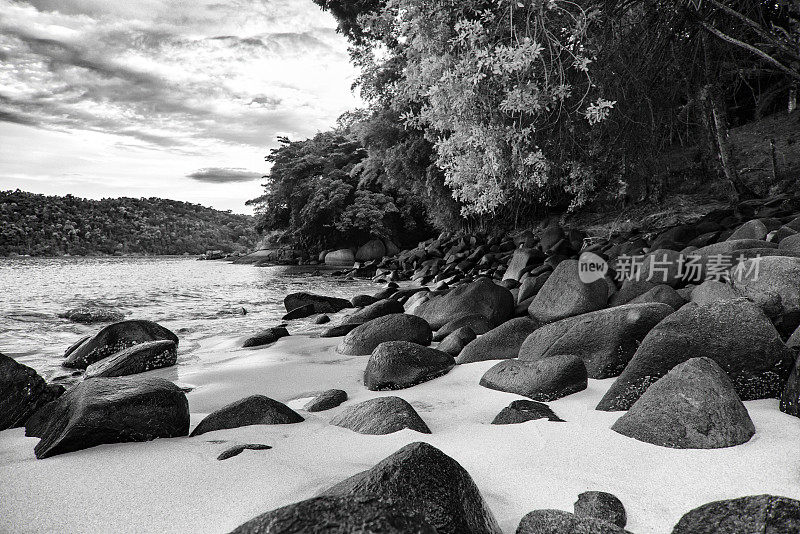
[
  {"left": 320, "top": 323, "right": 360, "bottom": 337},
  {"left": 628, "top": 284, "right": 686, "bottom": 309},
  {"left": 0, "top": 353, "right": 64, "bottom": 431},
  {"left": 574, "top": 491, "right": 626, "bottom": 528},
  {"left": 63, "top": 319, "right": 179, "bottom": 369},
  {"left": 438, "top": 326, "right": 476, "bottom": 357},
  {"left": 324, "top": 249, "right": 355, "bottom": 267},
  {"left": 503, "top": 248, "right": 543, "bottom": 281},
  {"left": 330, "top": 396, "right": 430, "bottom": 435},
  {"left": 58, "top": 307, "right": 125, "bottom": 324},
  {"left": 520, "top": 303, "right": 673, "bottom": 379},
  {"left": 337, "top": 314, "right": 432, "bottom": 356},
  {"left": 283, "top": 292, "right": 352, "bottom": 314},
  {"left": 412, "top": 278, "right": 514, "bottom": 330},
  {"left": 730, "top": 256, "right": 800, "bottom": 335},
  {"left": 229, "top": 495, "right": 437, "bottom": 533},
  {"left": 433, "top": 314, "right": 492, "bottom": 341},
  {"left": 609, "top": 279, "right": 658, "bottom": 307},
  {"left": 314, "top": 314, "right": 331, "bottom": 324},
  {"left": 539, "top": 224, "right": 566, "bottom": 252},
  {"left": 529, "top": 260, "right": 607, "bottom": 324},
  {"left": 282, "top": 304, "right": 315, "bottom": 320},
  {"left": 27, "top": 376, "right": 188, "bottom": 459},
  {"left": 321, "top": 441, "right": 502, "bottom": 534},
  {"left": 492, "top": 399, "right": 564, "bottom": 424},
  {"left": 218, "top": 443, "right": 272, "bottom": 461},
  {"left": 351, "top": 294, "right": 379, "bottom": 307},
  {"left": 596, "top": 299, "right": 794, "bottom": 411},
  {"left": 780, "top": 233, "right": 800, "bottom": 252},
  {"left": 356, "top": 239, "right": 387, "bottom": 262},
  {"left": 242, "top": 326, "right": 289, "bottom": 348},
  {"left": 516, "top": 509, "right": 630, "bottom": 534},
  {"left": 456, "top": 318, "right": 540, "bottom": 364},
  {"left": 304, "top": 389, "right": 347, "bottom": 412},
  {"left": 727, "top": 219, "right": 769, "bottom": 241},
  {"left": 365, "top": 341, "right": 455, "bottom": 390},
  {"left": 671, "top": 494, "right": 800, "bottom": 534},
  {"left": 780, "top": 354, "right": 800, "bottom": 417},
  {"left": 64, "top": 335, "right": 90, "bottom": 359},
  {"left": 84, "top": 339, "right": 177, "bottom": 378},
  {"left": 190, "top": 395, "right": 303, "bottom": 436},
  {"left": 612, "top": 357, "right": 755, "bottom": 448},
  {"left": 517, "top": 272, "right": 551, "bottom": 303},
  {"left": 480, "top": 355, "right": 588, "bottom": 401},
  {"left": 343, "top": 299, "right": 404, "bottom": 325},
  {"left": 636, "top": 249, "right": 685, "bottom": 287}
]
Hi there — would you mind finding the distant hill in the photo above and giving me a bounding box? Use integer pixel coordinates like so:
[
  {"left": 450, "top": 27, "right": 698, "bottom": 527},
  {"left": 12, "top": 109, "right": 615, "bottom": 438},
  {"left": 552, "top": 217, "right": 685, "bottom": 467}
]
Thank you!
[{"left": 0, "top": 190, "right": 256, "bottom": 256}]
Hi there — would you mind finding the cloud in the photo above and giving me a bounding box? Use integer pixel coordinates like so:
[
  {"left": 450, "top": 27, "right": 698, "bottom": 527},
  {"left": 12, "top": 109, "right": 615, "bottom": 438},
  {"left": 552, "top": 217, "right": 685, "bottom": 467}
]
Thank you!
[{"left": 186, "top": 167, "right": 263, "bottom": 183}]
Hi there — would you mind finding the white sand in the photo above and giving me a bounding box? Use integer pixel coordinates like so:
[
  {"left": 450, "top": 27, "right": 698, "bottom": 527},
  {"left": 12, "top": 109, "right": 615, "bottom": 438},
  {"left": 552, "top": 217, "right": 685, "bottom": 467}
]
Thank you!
[{"left": 2, "top": 331, "right": 800, "bottom": 534}]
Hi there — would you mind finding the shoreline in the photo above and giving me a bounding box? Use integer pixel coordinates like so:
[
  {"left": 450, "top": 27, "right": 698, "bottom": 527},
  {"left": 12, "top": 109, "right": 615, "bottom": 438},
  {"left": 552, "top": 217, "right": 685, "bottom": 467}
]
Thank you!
[{"left": 2, "top": 329, "right": 800, "bottom": 533}]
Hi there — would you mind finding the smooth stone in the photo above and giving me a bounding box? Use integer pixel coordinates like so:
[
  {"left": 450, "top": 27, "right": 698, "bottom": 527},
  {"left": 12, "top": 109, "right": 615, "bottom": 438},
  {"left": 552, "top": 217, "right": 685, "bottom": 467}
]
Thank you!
[
  {"left": 242, "top": 326, "right": 289, "bottom": 348},
  {"left": 529, "top": 260, "right": 607, "bottom": 324},
  {"left": 491, "top": 399, "right": 564, "bottom": 424},
  {"left": 412, "top": 278, "right": 514, "bottom": 330},
  {"left": 365, "top": 341, "right": 455, "bottom": 390},
  {"left": 84, "top": 339, "right": 177, "bottom": 378},
  {"left": 63, "top": 319, "right": 179, "bottom": 369},
  {"left": 574, "top": 491, "right": 627, "bottom": 528},
  {"left": 480, "top": 355, "right": 588, "bottom": 401},
  {"left": 303, "top": 389, "right": 347, "bottom": 412},
  {"left": 282, "top": 304, "right": 314, "bottom": 320},
  {"left": 320, "top": 323, "right": 360, "bottom": 337},
  {"left": 433, "top": 314, "right": 492, "bottom": 342},
  {"left": 438, "top": 326, "right": 477, "bottom": 357},
  {"left": 671, "top": 494, "right": 800, "bottom": 534},
  {"left": 343, "top": 298, "right": 404, "bottom": 325},
  {"left": 283, "top": 292, "right": 352, "bottom": 313},
  {"left": 190, "top": 395, "right": 303, "bottom": 437},
  {"left": 456, "top": 317, "right": 540, "bottom": 364},
  {"left": 337, "top": 314, "right": 432, "bottom": 356},
  {"left": 0, "top": 353, "right": 64, "bottom": 431},
  {"left": 330, "top": 396, "right": 431, "bottom": 435},
  {"left": 516, "top": 509, "right": 631, "bottom": 534}
]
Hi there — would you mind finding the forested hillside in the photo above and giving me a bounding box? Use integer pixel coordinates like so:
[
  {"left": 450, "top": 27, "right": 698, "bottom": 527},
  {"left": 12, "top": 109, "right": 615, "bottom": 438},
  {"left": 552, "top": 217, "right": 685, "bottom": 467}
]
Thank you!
[{"left": 0, "top": 190, "right": 256, "bottom": 256}]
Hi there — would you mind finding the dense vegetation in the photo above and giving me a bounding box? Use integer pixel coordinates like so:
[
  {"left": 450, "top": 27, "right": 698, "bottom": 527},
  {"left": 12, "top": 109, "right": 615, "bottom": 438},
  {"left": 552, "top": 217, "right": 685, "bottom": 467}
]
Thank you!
[
  {"left": 0, "top": 190, "right": 256, "bottom": 256},
  {"left": 248, "top": 0, "right": 799, "bottom": 250}
]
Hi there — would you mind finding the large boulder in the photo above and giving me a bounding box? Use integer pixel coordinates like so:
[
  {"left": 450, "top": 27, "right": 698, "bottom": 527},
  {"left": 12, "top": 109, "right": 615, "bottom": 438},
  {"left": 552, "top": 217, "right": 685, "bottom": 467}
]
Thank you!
[
  {"left": 503, "top": 248, "right": 542, "bottom": 281},
  {"left": 596, "top": 299, "right": 794, "bottom": 411},
  {"left": 365, "top": 341, "right": 455, "bottom": 390},
  {"left": 62, "top": 319, "right": 179, "bottom": 369},
  {"left": 324, "top": 249, "right": 355, "bottom": 267},
  {"left": 690, "top": 280, "right": 738, "bottom": 306},
  {"left": 438, "top": 326, "right": 477, "bottom": 357},
  {"left": 727, "top": 219, "right": 769, "bottom": 241},
  {"left": 355, "top": 239, "right": 387, "bottom": 262},
  {"left": 529, "top": 260, "right": 608, "bottom": 324},
  {"left": 242, "top": 326, "right": 289, "bottom": 348},
  {"left": 730, "top": 256, "right": 800, "bottom": 335},
  {"left": 190, "top": 395, "right": 303, "bottom": 437},
  {"left": 304, "top": 389, "right": 348, "bottom": 412},
  {"left": 671, "top": 495, "right": 800, "bottom": 534},
  {"left": 780, "top": 233, "right": 800, "bottom": 253},
  {"left": 84, "top": 339, "right": 177, "bottom": 378},
  {"left": 480, "top": 355, "right": 588, "bottom": 401},
  {"left": 574, "top": 492, "right": 627, "bottom": 528},
  {"left": 519, "top": 303, "right": 673, "bottom": 379},
  {"left": 343, "top": 299, "right": 404, "bottom": 325},
  {"left": 628, "top": 284, "right": 686, "bottom": 309},
  {"left": 26, "top": 376, "right": 188, "bottom": 459},
  {"left": 229, "top": 495, "right": 437, "bottom": 533},
  {"left": 321, "top": 442, "right": 503, "bottom": 534},
  {"left": 611, "top": 357, "right": 755, "bottom": 449},
  {"left": 516, "top": 509, "right": 630, "bottom": 534},
  {"left": 0, "top": 353, "right": 64, "bottom": 431},
  {"left": 283, "top": 292, "right": 352, "bottom": 314},
  {"left": 456, "top": 318, "right": 540, "bottom": 364},
  {"left": 609, "top": 279, "right": 658, "bottom": 307},
  {"left": 330, "top": 396, "right": 430, "bottom": 435},
  {"left": 337, "top": 314, "right": 432, "bottom": 356},
  {"left": 412, "top": 278, "right": 514, "bottom": 330}
]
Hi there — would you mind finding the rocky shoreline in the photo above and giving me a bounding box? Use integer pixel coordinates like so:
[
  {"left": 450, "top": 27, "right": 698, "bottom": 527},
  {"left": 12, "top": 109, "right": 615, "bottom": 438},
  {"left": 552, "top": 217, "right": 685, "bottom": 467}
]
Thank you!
[{"left": 3, "top": 192, "right": 800, "bottom": 532}]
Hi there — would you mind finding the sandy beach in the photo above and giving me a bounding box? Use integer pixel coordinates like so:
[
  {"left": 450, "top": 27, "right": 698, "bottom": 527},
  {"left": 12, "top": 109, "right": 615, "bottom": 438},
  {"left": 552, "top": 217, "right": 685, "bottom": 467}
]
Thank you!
[{"left": 2, "top": 315, "right": 799, "bottom": 534}]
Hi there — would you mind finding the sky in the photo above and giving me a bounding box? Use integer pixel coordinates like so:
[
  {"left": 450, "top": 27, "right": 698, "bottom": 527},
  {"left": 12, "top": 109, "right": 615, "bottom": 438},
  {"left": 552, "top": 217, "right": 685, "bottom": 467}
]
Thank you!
[{"left": 0, "top": 0, "right": 361, "bottom": 213}]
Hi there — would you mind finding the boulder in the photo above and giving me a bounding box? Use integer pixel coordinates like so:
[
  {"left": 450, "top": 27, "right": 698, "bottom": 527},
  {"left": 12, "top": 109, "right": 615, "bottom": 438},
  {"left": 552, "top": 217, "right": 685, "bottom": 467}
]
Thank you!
[
  {"left": 314, "top": 314, "right": 331, "bottom": 324},
  {"left": 58, "top": 307, "right": 125, "bottom": 324},
  {"left": 730, "top": 256, "right": 800, "bottom": 335},
  {"left": 628, "top": 284, "right": 685, "bottom": 309},
  {"left": 503, "top": 248, "right": 542, "bottom": 281},
  {"left": 539, "top": 224, "right": 566, "bottom": 252},
  {"left": 596, "top": 299, "right": 794, "bottom": 411},
  {"left": 727, "top": 219, "right": 769, "bottom": 241},
  {"left": 304, "top": 389, "right": 348, "bottom": 412},
  {"left": 355, "top": 239, "right": 387, "bottom": 262},
  {"left": 282, "top": 304, "right": 314, "bottom": 320},
  {"left": 337, "top": 314, "right": 432, "bottom": 356},
  {"left": 609, "top": 279, "right": 658, "bottom": 307},
  {"left": 321, "top": 442, "right": 502, "bottom": 534},
  {"left": 412, "top": 278, "right": 514, "bottom": 330},
  {"left": 780, "top": 233, "right": 800, "bottom": 253},
  {"left": 519, "top": 303, "right": 673, "bottom": 379},
  {"left": 283, "top": 292, "right": 352, "bottom": 314},
  {"left": 480, "top": 355, "right": 588, "bottom": 401},
  {"left": 456, "top": 318, "right": 540, "bottom": 364},
  {"left": 517, "top": 272, "right": 551, "bottom": 303},
  {"left": 242, "top": 326, "right": 289, "bottom": 348},
  {"left": 438, "top": 326, "right": 477, "bottom": 357},
  {"left": 491, "top": 399, "right": 564, "bottom": 424},
  {"left": 84, "top": 339, "right": 177, "bottom": 378},
  {"left": 779, "top": 354, "right": 800, "bottom": 417},
  {"left": 218, "top": 443, "right": 272, "bottom": 461},
  {"left": 365, "top": 341, "right": 455, "bottom": 390},
  {"left": 27, "top": 376, "right": 188, "bottom": 459},
  {"left": 671, "top": 495, "right": 800, "bottom": 534},
  {"left": 529, "top": 260, "right": 608, "bottom": 324},
  {"left": 230, "top": 495, "right": 437, "bottom": 533},
  {"left": 690, "top": 280, "right": 738, "bottom": 305},
  {"left": 324, "top": 249, "right": 356, "bottom": 267},
  {"left": 343, "top": 299, "right": 404, "bottom": 325},
  {"left": 190, "top": 395, "right": 303, "bottom": 436},
  {"left": 636, "top": 249, "right": 685, "bottom": 287},
  {"left": 351, "top": 294, "right": 379, "bottom": 307},
  {"left": 433, "top": 314, "right": 492, "bottom": 341},
  {"left": 612, "top": 357, "right": 755, "bottom": 448},
  {"left": 574, "top": 492, "right": 626, "bottom": 528},
  {"left": 516, "top": 509, "right": 630, "bottom": 534},
  {"left": 330, "top": 396, "right": 431, "bottom": 435},
  {"left": 0, "top": 353, "right": 64, "bottom": 431},
  {"left": 63, "top": 319, "right": 179, "bottom": 369},
  {"left": 320, "top": 323, "right": 361, "bottom": 337}
]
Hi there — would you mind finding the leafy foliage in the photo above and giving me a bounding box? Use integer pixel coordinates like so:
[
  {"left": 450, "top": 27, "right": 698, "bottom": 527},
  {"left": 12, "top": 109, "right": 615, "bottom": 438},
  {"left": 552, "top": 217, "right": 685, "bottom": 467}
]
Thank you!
[{"left": 0, "top": 190, "right": 256, "bottom": 256}]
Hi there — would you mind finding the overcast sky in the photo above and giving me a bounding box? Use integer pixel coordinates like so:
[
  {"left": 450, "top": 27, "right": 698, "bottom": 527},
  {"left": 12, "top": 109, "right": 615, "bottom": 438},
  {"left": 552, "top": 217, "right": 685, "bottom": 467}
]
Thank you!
[{"left": 0, "top": 0, "right": 360, "bottom": 213}]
